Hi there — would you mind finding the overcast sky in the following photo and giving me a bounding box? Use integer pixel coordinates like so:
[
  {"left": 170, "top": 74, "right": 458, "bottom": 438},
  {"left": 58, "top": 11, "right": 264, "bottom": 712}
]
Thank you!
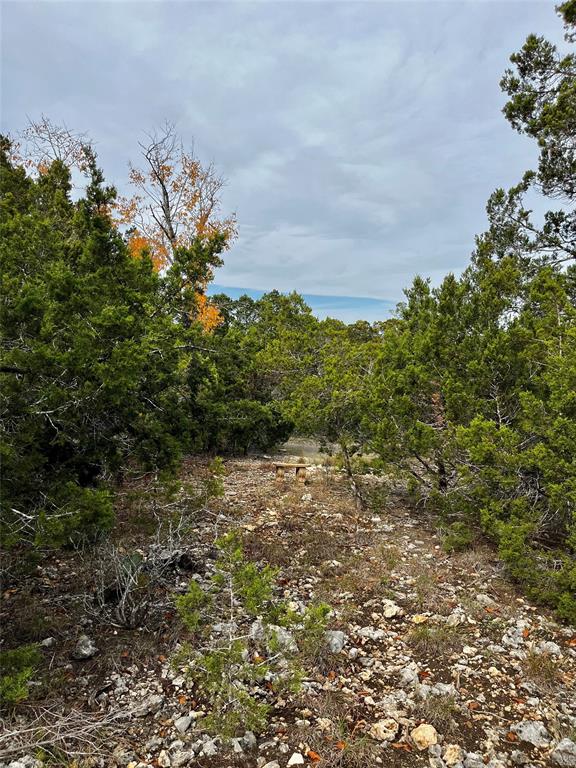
[{"left": 1, "top": 0, "right": 565, "bottom": 322}]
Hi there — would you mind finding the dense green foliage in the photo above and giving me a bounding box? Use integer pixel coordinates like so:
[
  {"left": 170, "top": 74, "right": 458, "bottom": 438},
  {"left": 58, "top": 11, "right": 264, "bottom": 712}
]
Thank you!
[
  {"left": 246, "top": 4, "right": 575, "bottom": 621},
  {"left": 0, "top": 147, "right": 291, "bottom": 547}
]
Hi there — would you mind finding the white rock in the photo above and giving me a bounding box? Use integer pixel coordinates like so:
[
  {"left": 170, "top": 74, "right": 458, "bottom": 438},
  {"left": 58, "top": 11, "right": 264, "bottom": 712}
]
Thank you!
[
  {"left": 71, "top": 634, "right": 98, "bottom": 660},
  {"left": 510, "top": 720, "right": 551, "bottom": 747},
  {"left": 201, "top": 739, "right": 218, "bottom": 757},
  {"left": 410, "top": 723, "right": 438, "bottom": 749},
  {"left": 356, "top": 626, "right": 386, "bottom": 640},
  {"left": 287, "top": 754, "right": 305, "bottom": 766},
  {"left": 243, "top": 731, "right": 257, "bottom": 750},
  {"left": 231, "top": 738, "right": 244, "bottom": 753},
  {"left": 132, "top": 694, "right": 164, "bottom": 717},
  {"left": 171, "top": 751, "right": 194, "bottom": 768},
  {"left": 325, "top": 630, "right": 347, "bottom": 653},
  {"left": 475, "top": 593, "right": 497, "bottom": 608},
  {"left": 538, "top": 640, "right": 562, "bottom": 656},
  {"left": 382, "top": 599, "right": 404, "bottom": 618},
  {"left": 267, "top": 625, "right": 298, "bottom": 653},
  {"left": 464, "top": 753, "right": 486, "bottom": 768},
  {"left": 261, "top": 762, "right": 280, "bottom": 768},
  {"left": 399, "top": 667, "right": 419, "bottom": 687},
  {"left": 369, "top": 718, "right": 399, "bottom": 741},
  {"left": 174, "top": 715, "right": 192, "bottom": 734},
  {"left": 157, "top": 751, "right": 170, "bottom": 768},
  {"left": 443, "top": 744, "right": 465, "bottom": 766},
  {"left": 551, "top": 739, "right": 576, "bottom": 767}
]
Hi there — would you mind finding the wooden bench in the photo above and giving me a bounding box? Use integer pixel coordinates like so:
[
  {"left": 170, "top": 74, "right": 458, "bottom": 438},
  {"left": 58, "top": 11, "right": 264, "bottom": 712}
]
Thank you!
[{"left": 274, "top": 462, "right": 307, "bottom": 483}]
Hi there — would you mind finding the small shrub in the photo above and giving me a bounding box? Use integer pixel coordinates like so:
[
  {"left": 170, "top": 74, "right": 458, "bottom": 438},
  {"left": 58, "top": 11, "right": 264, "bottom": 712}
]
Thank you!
[
  {"left": 298, "top": 601, "right": 332, "bottom": 662},
  {"left": 174, "top": 530, "right": 332, "bottom": 740},
  {"left": 35, "top": 484, "right": 113, "bottom": 548},
  {"left": 0, "top": 644, "right": 41, "bottom": 707}
]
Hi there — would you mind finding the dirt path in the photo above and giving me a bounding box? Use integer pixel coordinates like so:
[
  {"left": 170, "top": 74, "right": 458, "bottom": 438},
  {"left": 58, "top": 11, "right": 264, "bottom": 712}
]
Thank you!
[
  {"left": 2, "top": 458, "right": 575, "bottom": 768},
  {"left": 214, "top": 458, "right": 576, "bottom": 767}
]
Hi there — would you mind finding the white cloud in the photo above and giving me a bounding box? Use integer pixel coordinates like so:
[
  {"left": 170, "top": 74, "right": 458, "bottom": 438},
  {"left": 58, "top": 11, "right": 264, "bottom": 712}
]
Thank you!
[{"left": 1, "top": 0, "right": 564, "bottom": 312}]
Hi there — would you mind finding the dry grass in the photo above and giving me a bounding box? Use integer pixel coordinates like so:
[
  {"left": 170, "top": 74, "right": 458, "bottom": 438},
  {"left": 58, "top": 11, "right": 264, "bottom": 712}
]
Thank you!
[
  {"left": 378, "top": 542, "right": 402, "bottom": 571},
  {"left": 412, "top": 693, "right": 460, "bottom": 733},
  {"left": 292, "top": 692, "right": 381, "bottom": 768},
  {"left": 522, "top": 648, "right": 562, "bottom": 691},
  {"left": 406, "top": 623, "right": 464, "bottom": 656}
]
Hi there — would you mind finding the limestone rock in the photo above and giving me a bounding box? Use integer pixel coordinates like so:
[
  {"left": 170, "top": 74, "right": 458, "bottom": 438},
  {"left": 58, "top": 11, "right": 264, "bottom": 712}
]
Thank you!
[
  {"left": 157, "top": 751, "right": 170, "bottom": 768},
  {"left": 551, "top": 739, "right": 576, "bottom": 767},
  {"left": 174, "top": 715, "right": 192, "bottom": 734},
  {"left": 464, "top": 755, "right": 486, "bottom": 768},
  {"left": 325, "top": 630, "right": 347, "bottom": 653},
  {"left": 510, "top": 720, "right": 551, "bottom": 747},
  {"left": 71, "top": 634, "right": 98, "bottom": 660},
  {"left": 132, "top": 694, "right": 164, "bottom": 717},
  {"left": 369, "top": 718, "right": 399, "bottom": 741},
  {"left": 382, "top": 599, "right": 404, "bottom": 618},
  {"left": 443, "top": 744, "right": 465, "bottom": 766},
  {"left": 410, "top": 723, "right": 438, "bottom": 749},
  {"left": 267, "top": 625, "right": 298, "bottom": 653}
]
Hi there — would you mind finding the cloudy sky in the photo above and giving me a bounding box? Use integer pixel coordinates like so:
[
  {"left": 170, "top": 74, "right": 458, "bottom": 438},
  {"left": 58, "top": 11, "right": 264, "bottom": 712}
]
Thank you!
[{"left": 1, "top": 0, "right": 565, "bottom": 321}]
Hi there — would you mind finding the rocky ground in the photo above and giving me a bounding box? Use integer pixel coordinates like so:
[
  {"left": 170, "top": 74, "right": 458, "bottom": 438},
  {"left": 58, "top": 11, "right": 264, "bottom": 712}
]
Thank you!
[{"left": 1, "top": 456, "right": 575, "bottom": 767}]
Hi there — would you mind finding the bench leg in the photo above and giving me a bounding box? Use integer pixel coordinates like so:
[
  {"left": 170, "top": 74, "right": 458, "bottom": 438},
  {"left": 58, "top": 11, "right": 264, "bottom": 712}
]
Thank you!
[
  {"left": 296, "top": 467, "right": 306, "bottom": 484},
  {"left": 276, "top": 467, "right": 285, "bottom": 482}
]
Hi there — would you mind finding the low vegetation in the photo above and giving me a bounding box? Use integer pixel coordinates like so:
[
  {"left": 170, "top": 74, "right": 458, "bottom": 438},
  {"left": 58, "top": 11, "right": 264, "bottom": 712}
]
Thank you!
[{"left": 173, "top": 530, "right": 331, "bottom": 738}]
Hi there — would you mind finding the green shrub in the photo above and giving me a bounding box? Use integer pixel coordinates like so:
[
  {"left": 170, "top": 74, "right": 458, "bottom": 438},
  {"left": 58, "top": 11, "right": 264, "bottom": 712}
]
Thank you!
[
  {"left": 0, "top": 644, "right": 41, "bottom": 707},
  {"left": 442, "top": 521, "right": 475, "bottom": 553},
  {"left": 174, "top": 530, "right": 331, "bottom": 739}
]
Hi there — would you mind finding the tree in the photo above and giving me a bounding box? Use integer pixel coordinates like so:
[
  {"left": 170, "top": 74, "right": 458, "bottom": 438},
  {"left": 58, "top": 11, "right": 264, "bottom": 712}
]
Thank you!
[
  {"left": 17, "top": 115, "right": 92, "bottom": 177},
  {"left": 0, "top": 140, "right": 195, "bottom": 546},
  {"left": 117, "top": 123, "right": 236, "bottom": 331},
  {"left": 367, "top": 3, "right": 576, "bottom": 621}
]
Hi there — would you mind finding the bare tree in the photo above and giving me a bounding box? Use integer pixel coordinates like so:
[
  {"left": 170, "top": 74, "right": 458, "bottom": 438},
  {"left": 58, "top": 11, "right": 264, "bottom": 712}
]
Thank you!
[
  {"left": 19, "top": 115, "right": 92, "bottom": 174},
  {"left": 118, "top": 121, "right": 236, "bottom": 273}
]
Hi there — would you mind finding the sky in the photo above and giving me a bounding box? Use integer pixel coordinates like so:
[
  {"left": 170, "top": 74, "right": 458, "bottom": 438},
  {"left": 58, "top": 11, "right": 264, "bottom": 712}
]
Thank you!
[{"left": 1, "top": 0, "right": 565, "bottom": 323}]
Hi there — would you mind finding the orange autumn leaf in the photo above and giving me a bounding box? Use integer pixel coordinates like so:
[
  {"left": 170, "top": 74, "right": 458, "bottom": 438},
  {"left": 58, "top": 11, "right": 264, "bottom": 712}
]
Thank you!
[
  {"left": 195, "top": 292, "right": 223, "bottom": 333},
  {"left": 307, "top": 750, "right": 322, "bottom": 761},
  {"left": 127, "top": 233, "right": 150, "bottom": 259},
  {"left": 391, "top": 742, "right": 412, "bottom": 751},
  {"left": 506, "top": 732, "right": 519, "bottom": 742},
  {"left": 335, "top": 741, "right": 346, "bottom": 750},
  {"left": 522, "top": 628, "right": 530, "bottom": 638}
]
